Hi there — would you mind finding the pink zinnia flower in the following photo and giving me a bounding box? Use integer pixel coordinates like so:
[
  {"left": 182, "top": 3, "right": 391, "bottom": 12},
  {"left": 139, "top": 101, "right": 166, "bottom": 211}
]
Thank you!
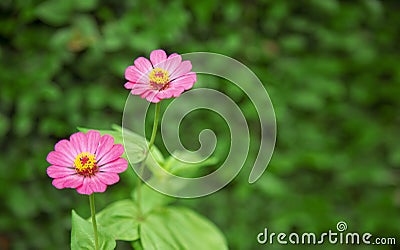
[
  {"left": 46, "top": 130, "right": 128, "bottom": 195},
  {"left": 124, "top": 49, "right": 197, "bottom": 103}
]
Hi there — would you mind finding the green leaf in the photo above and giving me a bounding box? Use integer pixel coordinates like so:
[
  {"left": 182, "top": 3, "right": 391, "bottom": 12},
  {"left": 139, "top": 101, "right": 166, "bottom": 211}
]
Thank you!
[
  {"left": 131, "top": 240, "right": 143, "bottom": 250},
  {"left": 35, "top": 0, "right": 73, "bottom": 26},
  {"left": 71, "top": 210, "right": 116, "bottom": 250},
  {"left": 73, "top": 0, "right": 98, "bottom": 11},
  {"left": 132, "top": 184, "right": 175, "bottom": 215},
  {"left": 95, "top": 200, "right": 139, "bottom": 241},
  {"left": 164, "top": 150, "right": 218, "bottom": 176},
  {"left": 141, "top": 207, "right": 228, "bottom": 250}
]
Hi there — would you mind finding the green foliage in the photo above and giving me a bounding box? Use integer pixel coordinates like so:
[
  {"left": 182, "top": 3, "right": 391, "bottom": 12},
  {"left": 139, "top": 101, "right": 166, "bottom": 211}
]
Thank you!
[
  {"left": 89, "top": 191, "right": 227, "bottom": 249},
  {"left": 94, "top": 200, "right": 139, "bottom": 241},
  {"left": 71, "top": 210, "right": 116, "bottom": 250},
  {"left": 140, "top": 207, "right": 227, "bottom": 250},
  {"left": 1, "top": 0, "right": 399, "bottom": 249}
]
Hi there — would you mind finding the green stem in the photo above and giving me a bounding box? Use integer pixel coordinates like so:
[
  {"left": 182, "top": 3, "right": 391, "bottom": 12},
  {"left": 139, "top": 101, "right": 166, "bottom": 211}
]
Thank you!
[
  {"left": 136, "top": 102, "right": 161, "bottom": 216},
  {"left": 89, "top": 194, "right": 99, "bottom": 250},
  {"left": 148, "top": 102, "right": 161, "bottom": 151}
]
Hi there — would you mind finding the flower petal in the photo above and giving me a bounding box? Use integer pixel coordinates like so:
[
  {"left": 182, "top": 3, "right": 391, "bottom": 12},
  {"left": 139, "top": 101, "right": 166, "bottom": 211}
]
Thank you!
[
  {"left": 129, "top": 83, "right": 151, "bottom": 95},
  {"left": 70, "top": 132, "right": 88, "bottom": 153},
  {"left": 96, "top": 172, "right": 120, "bottom": 185},
  {"left": 145, "top": 91, "right": 161, "bottom": 103},
  {"left": 140, "top": 89, "right": 161, "bottom": 102},
  {"left": 99, "top": 158, "right": 128, "bottom": 173},
  {"left": 125, "top": 65, "right": 149, "bottom": 84},
  {"left": 170, "top": 60, "right": 192, "bottom": 80},
  {"left": 47, "top": 165, "right": 76, "bottom": 178},
  {"left": 141, "top": 89, "right": 156, "bottom": 98},
  {"left": 54, "top": 139, "right": 77, "bottom": 162},
  {"left": 47, "top": 151, "right": 73, "bottom": 167},
  {"left": 95, "top": 134, "right": 114, "bottom": 160},
  {"left": 165, "top": 53, "right": 182, "bottom": 73},
  {"left": 134, "top": 57, "right": 153, "bottom": 74},
  {"left": 150, "top": 49, "right": 167, "bottom": 67},
  {"left": 52, "top": 174, "right": 83, "bottom": 189},
  {"left": 124, "top": 82, "right": 135, "bottom": 89},
  {"left": 157, "top": 87, "right": 184, "bottom": 99},
  {"left": 76, "top": 177, "right": 93, "bottom": 195},
  {"left": 87, "top": 130, "right": 101, "bottom": 154},
  {"left": 98, "top": 144, "right": 124, "bottom": 165},
  {"left": 170, "top": 72, "right": 197, "bottom": 91},
  {"left": 88, "top": 176, "right": 107, "bottom": 193}
]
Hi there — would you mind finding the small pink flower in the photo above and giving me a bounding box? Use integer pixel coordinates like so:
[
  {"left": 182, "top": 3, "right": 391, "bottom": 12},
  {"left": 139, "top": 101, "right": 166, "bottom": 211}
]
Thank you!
[
  {"left": 124, "top": 49, "right": 197, "bottom": 103},
  {"left": 46, "top": 130, "right": 128, "bottom": 195}
]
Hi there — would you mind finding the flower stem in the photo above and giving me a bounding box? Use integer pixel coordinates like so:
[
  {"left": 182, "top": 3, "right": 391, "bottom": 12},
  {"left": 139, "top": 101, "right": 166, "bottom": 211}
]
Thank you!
[
  {"left": 136, "top": 102, "right": 161, "bottom": 216},
  {"left": 89, "top": 194, "right": 99, "bottom": 250},
  {"left": 148, "top": 102, "right": 161, "bottom": 151}
]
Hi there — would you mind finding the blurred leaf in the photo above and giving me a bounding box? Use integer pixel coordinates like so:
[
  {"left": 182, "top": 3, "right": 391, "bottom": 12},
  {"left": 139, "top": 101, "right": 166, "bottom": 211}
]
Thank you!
[
  {"left": 73, "top": 0, "right": 98, "bottom": 11},
  {"left": 7, "top": 186, "right": 38, "bottom": 218},
  {"left": 256, "top": 174, "right": 290, "bottom": 198},
  {"left": 35, "top": 0, "right": 73, "bottom": 26},
  {"left": 0, "top": 113, "right": 10, "bottom": 138}
]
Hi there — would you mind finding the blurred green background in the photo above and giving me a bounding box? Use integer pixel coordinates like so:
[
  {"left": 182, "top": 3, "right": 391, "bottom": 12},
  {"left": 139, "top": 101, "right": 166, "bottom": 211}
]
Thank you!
[{"left": 1, "top": 0, "right": 399, "bottom": 249}]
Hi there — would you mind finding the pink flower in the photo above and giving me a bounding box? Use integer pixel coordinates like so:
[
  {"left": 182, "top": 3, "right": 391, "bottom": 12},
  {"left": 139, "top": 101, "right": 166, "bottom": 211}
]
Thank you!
[
  {"left": 46, "top": 130, "right": 128, "bottom": 195},
  {"left": 124, "top": 49, "right": 197, "bottom": 103}
]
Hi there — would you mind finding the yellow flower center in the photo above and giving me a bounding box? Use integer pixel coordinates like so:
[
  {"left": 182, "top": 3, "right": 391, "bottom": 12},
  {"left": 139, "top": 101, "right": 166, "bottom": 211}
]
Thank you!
[
  {"left": 74, "top": 152, "right": 98, "bottom": 176},
  {"left": 149, "top": 68, "right": 170, "bottom": 89}
]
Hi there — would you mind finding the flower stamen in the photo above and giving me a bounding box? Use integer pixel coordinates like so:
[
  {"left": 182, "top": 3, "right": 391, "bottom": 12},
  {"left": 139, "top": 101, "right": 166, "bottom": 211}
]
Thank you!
[
  {"left": 149, "top": 68, "right": 169, "bottom": 89},
  {"left": 74, "top": 152, "right": 98, "bottom": 176}
]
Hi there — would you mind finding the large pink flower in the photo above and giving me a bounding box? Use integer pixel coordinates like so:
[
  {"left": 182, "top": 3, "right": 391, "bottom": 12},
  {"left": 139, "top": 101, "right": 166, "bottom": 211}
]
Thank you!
[
  {"left": 46, "top": 130, "right": 128, "bottom": 195},
  {"left": 124, "top": 49, "right": 197, "bottom": 103}
]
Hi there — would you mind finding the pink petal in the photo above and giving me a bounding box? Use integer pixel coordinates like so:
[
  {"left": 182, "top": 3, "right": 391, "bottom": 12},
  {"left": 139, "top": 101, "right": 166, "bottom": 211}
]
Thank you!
[
  {"left": 96, "top": 172, "right": 120, "bottom": 185},
  {"left": 134, "top": 57, "right": 153, "bottom": 74},
  {"left": 170, "top": 60, "right": 192, "bottom": 80},
  {"left": 76, "top": 177, "right": 93, "bottom": 195},
  {"left": 140, "top": 89, "right": 156, "bottom": 99},
  {"left": 54, "top": 139, "right": 77, "bottom": 162},
  {"left": 97, "top": 144, "right": 124, "bottom": 165},
  {"left": 95, "top": 134, "right": 114, "bottom": 161},
  {"left": 149, "top": 97, "right": 161, "bottom": 103},
  {"left": 87, "top": 130, "right": 101, "bottom": 154},
  {"left": 157, "top": 88, "right": 184, "bottom": 99},
  {"left": 70, "top": 132, "right": 87, "bottom": 153},
  {"left": 170, "top": 72, "right": 197, "bottom": 90},
  {"left": 150, "top": 49, "right": 167, "bottom": 68},
  {"left": 125, "top": 65, "right": 149, "bottom": 84},
  {"left": 47, "top": 151, "right": 73, "bottom": 167},
  {"left": 164, "top": 53, "right": 182, "bottom": 74},
  {"left": 88, "top": 176, "right": 107, "bottom": 193},
  {"left": 145, "top": 91, "right": 161, "bottom": 103},
  {"left": 129, "top": 83, "right": 151, "bottom": 95},
  {"left": 47, "top": 165, "right": 76, "bottom": 178},
  {"left": 99, "top": 158, "right": 128, "bottom": 173},
  {"left": 52, "top": 174, "right": 83, "bottom": 189},
  {"left": 124, "top": 82, "right": 135, "bottom": 89},
  {"left": 132, "top": 88, "right": 148, "bottom": 96},
  {"left": 140, "top": 89, "right": 161, "bottom": 102}
]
